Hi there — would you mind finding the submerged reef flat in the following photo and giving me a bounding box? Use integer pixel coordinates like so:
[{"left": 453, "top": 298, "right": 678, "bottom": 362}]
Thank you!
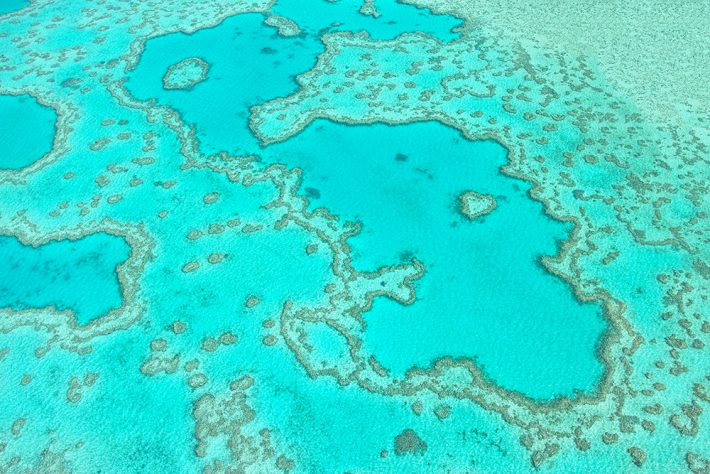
[
  {"left": 459, "top": 191, "right": 497, "bottom": 221},
  {"left": 0, "top": 0, "right": 707, "bottom": 472},
  {"left": 162, "top": 57, "right": 210, "bottom": 90}
]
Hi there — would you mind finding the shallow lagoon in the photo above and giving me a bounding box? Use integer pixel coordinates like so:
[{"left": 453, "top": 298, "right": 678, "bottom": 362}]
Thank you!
[
  {"left": 0, "top": 94, "right": 56, "bottom": 170},
  {"left": 126, "top": 0, "right": 461, "bottom": 157},
  {"left": 266, "top": 120, "right": 607, "bottom": 399},
  {"left": 0, "top": 0, "right": 27, "bottom": 15},
  {"left": 130, "top": 40, "right": 606, "bottom": 401},
  {"left": 125, "top": 1, "right": 608, "bottom": 400},
  {"left": 0, "top": 0, "right": 702, "bottom": 470},
  {"left": 0, "top": 233, "right": 130, "bottom": 325}
]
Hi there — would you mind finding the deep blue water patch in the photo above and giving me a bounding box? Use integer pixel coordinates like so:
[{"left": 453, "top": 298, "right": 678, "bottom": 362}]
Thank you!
[
  {"left": 0, "top": 94, "right": 56, "bottom": 170},
  {"left": 0, "top": 233, "right": 130, "bottom": 325}
]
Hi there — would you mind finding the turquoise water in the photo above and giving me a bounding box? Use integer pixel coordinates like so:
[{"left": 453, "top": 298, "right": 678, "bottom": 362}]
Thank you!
[
  {"left": 0, "top": 0, "right": 706, "bottom": 471},
  {"left": 0, "top": 233, "right": 129, "bottom": 325},
  {"left": 126, "top": 12, "right": 312, "bottom": 156},
  {"left": 0, "top": 0, "right": 27, "bottom": 15},
  {"left": 126, "top": 0, "right": 460, "bottom": 157},
  {"left": 266, "top": 120, "right": 606, "bottom": 399},
  {"left": 270, "top": 0, "right": 462, "bottom": 41},
  {"left": 0, "top": 94, "right": 56, "bottom": 170},
  {"left": 127, "top": 7, "right": 606, "bottom": 399}
]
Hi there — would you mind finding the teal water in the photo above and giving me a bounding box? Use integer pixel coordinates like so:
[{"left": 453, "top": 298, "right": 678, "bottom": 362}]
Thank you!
[
  {"left": 0, "top": 233, "right": 130, "bottom": 325},
  {"left": 0, "top": 94, "right": 56, "bottom": 170}
]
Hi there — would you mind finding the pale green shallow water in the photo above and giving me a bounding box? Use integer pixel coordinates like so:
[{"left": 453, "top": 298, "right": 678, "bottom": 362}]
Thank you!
[{"left": 0, "top": 0, "right": 707, "bottom": 472}]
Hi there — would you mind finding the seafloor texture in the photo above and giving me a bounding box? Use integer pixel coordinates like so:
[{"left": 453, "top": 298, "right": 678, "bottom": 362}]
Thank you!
[{"left": 0, "top": 0, "right": 708, "bottom": 472}]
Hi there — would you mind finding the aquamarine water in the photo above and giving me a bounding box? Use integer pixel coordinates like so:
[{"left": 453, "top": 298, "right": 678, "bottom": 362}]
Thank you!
[
  {"left": 0, "top": 0, "right": 27, "bottom": 15},
  {"left": 0, "top": 233, "right": 129, "bottom": 324},
  {"left": 126, "top": 0, "right": 460, "bottom": 158},
  {"left": 127, "top": 12, "right": 607, "bottom": 399},
  {"left": 0, "top": 94, "right": 56, "bottom": 170},
  {"left": 0, "top": 0, "right": 707, "bottom": 472},
  {"left": 270, "top": 0, "right": 462, "bottom": 41},
  {"left": 265, "top": 120, "right": 606, "bottom": 399},
  {"left": 126, "top": 13, "right": 305, "bottom": 156}
]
